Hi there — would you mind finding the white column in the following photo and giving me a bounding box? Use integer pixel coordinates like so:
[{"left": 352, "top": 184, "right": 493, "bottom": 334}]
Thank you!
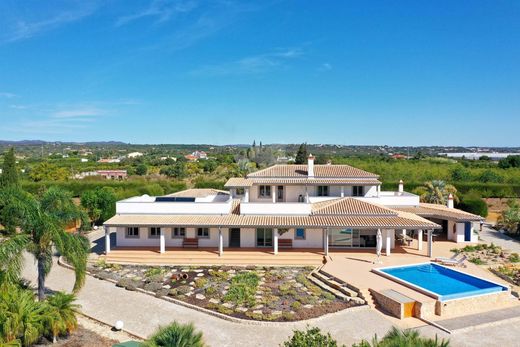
[
  {"left": 417, "top": 229, "right": 423, "bottom": 251},
  {"left": 385, "top": 229, "right": 391, "bottom": 256},
  {"left": 323, "top": 228, "right": 329, "bottom": 256},
  {"left": 272, "top": 186, "right": 276, "bottom": 203},
  {"left": 402, "top": 229, "right": 406, "bottom": 238},
  {"left": 273, "top": 228, "right": 279, "bottom": 255},
  {"left": 218, "top": 227, "right": 223, "bottom": 256},
  {"left": 305, "top": 186, "right": 310, "bottom": 203},
  {"left": 427, "top": 230, "right": 433, "bottom": 257},
  {"left": 105, "top": 226, "right": 111, "bottom": 254},
  {"left": 244, "top": 188, "right": 250, "bottom": 202},
  {"left": 340, "top": 186, "right": 345, "bottom": 197},
  {"left": 377, "top": 185, "right": 381, "bottom": 197},
  {"left": 160, "top": 228, "right": 165, "bottom": 254}
]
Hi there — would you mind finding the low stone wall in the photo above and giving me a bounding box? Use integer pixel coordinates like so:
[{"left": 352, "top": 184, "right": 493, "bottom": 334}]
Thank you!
[
  {"left": 370, "top": 290, "right": 402, "bottom": 319},
  {"left": 414, "top": 300, "right": 436, "bottom": 319},
  {"left": 435, "top": 291, "right": 511, "bottom": 317}
]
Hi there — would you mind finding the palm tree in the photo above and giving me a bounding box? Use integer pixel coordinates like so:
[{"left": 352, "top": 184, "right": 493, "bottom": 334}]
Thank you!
[
  {"left": 0, "top": 284, "right": 46, "bottom": 346},
  {"left": 354, "top": 327, "right": 450, "bottom": 347},
  {"left": 0, "top": 187, "right": 89, "bottom": 301},
  {"left": 419, "top": 180, "right": 458, "bottom": 205},
  {"left": 44, "top": 292, "right": 80, "bottom": 343},
  {"left": 144, "top": 322, "right": 205, "bottom": 347}
]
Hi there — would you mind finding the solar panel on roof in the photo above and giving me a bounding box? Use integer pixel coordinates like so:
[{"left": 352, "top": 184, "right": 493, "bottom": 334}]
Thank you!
[{"left": 155, "top": 197, "right": 196, "bottom": 202}]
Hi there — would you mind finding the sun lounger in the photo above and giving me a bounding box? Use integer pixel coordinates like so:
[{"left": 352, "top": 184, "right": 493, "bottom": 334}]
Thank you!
[
  {"left": 434, "top": 254, "right": 457, "bottom": 263},
  {"left": 435, "top": 255, "right": 467, "bottom": 267}
]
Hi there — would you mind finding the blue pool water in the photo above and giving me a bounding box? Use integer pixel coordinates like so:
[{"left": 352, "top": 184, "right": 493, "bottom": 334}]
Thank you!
[{"left": 378, "top": 263, "right": 507, "bottom": 301}]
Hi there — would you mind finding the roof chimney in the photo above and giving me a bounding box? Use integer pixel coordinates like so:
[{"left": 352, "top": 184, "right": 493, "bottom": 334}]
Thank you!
[
  {"left": 398, "top": 179, "right": 404, "bottom": 195},
  {"left": 447, "top": 193, "right": 454, "bottom": 209},
  {"left": 307, "top": 154, "right": 315, "bottom": 178}
]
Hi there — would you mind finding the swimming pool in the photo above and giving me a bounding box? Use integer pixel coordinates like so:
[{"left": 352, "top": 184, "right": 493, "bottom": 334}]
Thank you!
[{"left": 374, "top": 263, "right": 508, "bottom": 301}]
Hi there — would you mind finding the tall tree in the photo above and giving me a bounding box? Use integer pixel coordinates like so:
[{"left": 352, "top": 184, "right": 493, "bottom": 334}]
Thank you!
[
  {"left": 419, "top": 180, "right": 458, "bottom": 205},
  {"left": 0, "top": 187, "right": 89, "bottom": 300},
  {"left": 295, "top": 143, "right": 307, "bottom": 164},
  {"left": 0, "top": 148, "right": 19, "bottom": 188}
]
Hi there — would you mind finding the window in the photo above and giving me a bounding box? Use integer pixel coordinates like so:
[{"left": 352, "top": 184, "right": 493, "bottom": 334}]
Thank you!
[
  {"left": 149, "top": 227, "right": 161, "bottom": 238},
  {"left": 353, "top": 186, "right": 364, "bottom": 197},
  {"left": 295, "top": 228, "right": 306, "bottom": 240},
  {"left": 126, "top": 227, "right": 139, "bottom": 238},
  {"left": 197, "top": 227, "right": 210, "bottom": 238},
  {"left": 317, "top": 186, "right": 329, "bottom": 196},
  {"left": 172, "top": 227, "right": 186, "bottom": 238},
  {"left": 259, "top": 185, "right": 271, "bottom": 198}
]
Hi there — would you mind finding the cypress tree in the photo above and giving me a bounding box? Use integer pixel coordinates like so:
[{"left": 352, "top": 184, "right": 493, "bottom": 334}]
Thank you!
[
  {"left": 295, "top": 143, "right": 308, "bottom": 164},
  {"left": 0, "top": 147, "right": 19, "bottom": 188}
]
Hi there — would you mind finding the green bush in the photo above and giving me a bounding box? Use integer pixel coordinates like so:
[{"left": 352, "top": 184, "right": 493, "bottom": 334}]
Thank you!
[
  {"left": 282, "top": 327, "right": 344, "bottom": 347},
  {"left": 458, "top": 197, "right": 488, "bottom": 217},
  {"left": 353, "top": 327, "right": 450, "bottom": 347},
  {"left": 144, "top": 322, "right": 205, "bottom": 347},
  {"left": 224, "top": 272, "right": 259, "bottom": 307},
  {"left": 509, "top": 253, "right": 520, "bottom": 263}
]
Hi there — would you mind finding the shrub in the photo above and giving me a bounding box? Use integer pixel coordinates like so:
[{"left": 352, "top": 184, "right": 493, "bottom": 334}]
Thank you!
[
  {"left": 209, "top": 269, "right": 229, "bottom": 281},
  {"left": 291, "top": 301, "right": 302, "bottom": 311},
  {"left": 144, "top": 322, "right": 205, "bottom": 347},
  {"left": 116, "top": 278, "right": 139, "bottom": 291},
  {"left": 458, "top": 195, "right": 488, "bottom": 217},
  {"left": 194, "top": 278, "right": 208, "bottom": 288},
  {"left": 145, "top": 267, "right": 166, "bottom": 278},
  {"left": 509, "top": 253, "right": 520, "bottom": 263},
  {"left": 144, "top": 282, "right": 164, "bottom": 292},
  {"left": 175, "top": 285, "right": 192, "bottom": 295},
  {"left": 224, "top": 272, "right": 259, "bottom": 307},
  {"left": 282, "top": 327, "right": 344, "bottom": 347},
  {"left": 353, "top": 326, "right": 450, "bottom": 347}
]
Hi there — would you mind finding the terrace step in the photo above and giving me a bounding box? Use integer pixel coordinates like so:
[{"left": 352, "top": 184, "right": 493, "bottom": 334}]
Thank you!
[
  {"left": 308, "top": 269, "right": 365, "bottom": 305},
  {"left": 317, "top": 269, "right": 364, "bottom": 297},
  {"left": 311, "top": 271, "right": 359, "bottom": 298}
]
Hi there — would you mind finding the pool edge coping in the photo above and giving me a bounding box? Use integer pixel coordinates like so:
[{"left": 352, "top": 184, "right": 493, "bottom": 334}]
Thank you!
[{"left": 372, "top": 262, "right": 509, "bottom": 302}]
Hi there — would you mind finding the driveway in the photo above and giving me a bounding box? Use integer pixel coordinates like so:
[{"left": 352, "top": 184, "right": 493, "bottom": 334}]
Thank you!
[{"left": 479, "top": 224, "right": 520, "bottom": 253}]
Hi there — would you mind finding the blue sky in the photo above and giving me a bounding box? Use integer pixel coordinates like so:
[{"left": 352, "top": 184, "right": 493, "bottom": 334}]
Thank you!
[{"left": 0, "top": 0, "right": 519, "bottom": 146}]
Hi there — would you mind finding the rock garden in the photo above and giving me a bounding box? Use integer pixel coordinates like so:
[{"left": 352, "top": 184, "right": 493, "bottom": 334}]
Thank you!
[
  {"left": 452, "top": 243, "right": 520, "bottom": 288},
  {"left": 88, "top": 260, "right": 362, "bottom": 321}
]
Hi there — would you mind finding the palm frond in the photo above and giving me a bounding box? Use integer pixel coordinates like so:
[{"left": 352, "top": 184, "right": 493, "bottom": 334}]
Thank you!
[{"left": 0, "top": 234, "right": 30, "bottom": 285}]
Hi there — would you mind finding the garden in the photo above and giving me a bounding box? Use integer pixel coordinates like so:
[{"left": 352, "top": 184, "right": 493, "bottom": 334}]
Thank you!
[
  {"left": 89, "top": 261, "right": 361, "bottom": 321},
  {"left": 452, "top": 243, "right": 520, "bottom": 289}
]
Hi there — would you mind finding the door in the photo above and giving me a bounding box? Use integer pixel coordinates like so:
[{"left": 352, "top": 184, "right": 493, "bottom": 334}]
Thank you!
[
  {"left": 229, "top": 228, "right": 241, "bottom": 248},
  {"left": 277, "top": 186, "right": 284, "bottom": 202},
  {"left": 256, "top": 228, "right": 273, "bottom": 247},
  {"left": 464, "top": 222, "right": 472, "bottom": 242}
]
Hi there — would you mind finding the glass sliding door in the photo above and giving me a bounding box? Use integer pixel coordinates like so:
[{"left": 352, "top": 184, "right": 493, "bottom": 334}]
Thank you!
[
  {"left": 329, "top": 228, "right": 376, "bottom": 248},
  {"left": 256, "top": 228, "right": 273, "bottom": 247}
]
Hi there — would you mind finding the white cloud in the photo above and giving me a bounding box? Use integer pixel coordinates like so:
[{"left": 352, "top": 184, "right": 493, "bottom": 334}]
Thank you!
[
  {"left": 116, "top": 0, "right": 198, "bottom": 27},
  {"left": 0, "top": 92, "right": 17, "bottom": 98},
  {"left": 9, "top": 104, "right": 28, "bottom": 109},
  {"left": 191, "top": 48, "right": 304, "bottom": 76},
  {"left": 52, "top": 107, "right": 106, "bottom": 118},
  {"left": 319, "top": 63, "right": 332, "bottom": 72},
  {"left": 2, "top": 4, "right": 99, "bottom": 43}
]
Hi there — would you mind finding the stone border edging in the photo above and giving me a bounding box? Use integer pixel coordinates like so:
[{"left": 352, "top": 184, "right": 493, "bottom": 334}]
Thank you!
[{"left": 58, "top": 256, "right": 369, "bottom": 327}]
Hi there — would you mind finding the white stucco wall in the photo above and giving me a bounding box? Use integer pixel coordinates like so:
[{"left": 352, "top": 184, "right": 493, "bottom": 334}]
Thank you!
[
  {"left": 278, "top": 228, "right": 324, "bottom": 248},
  {"left": 240, "top": 228, "right": 256, "bottom": 247}
]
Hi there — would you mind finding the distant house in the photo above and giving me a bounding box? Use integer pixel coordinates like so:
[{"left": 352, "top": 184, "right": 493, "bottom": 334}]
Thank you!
[
  {"left": 127, "top": 152, "right": 144, "bottom": 158},
  {"left": 97, "top": 158, "right": 121, "bottom": 163},
  {"left": 185, "top": 150, "right": 208, "bottom": 161},
  {"left": 390, "top": 154, "right": 407, "bottom": 160},
  {"left": 80, "top": 158, "right": 89, "bottom": 163},
  {"left": 97, "top": 170, "right": 127, "bottom": 180}
]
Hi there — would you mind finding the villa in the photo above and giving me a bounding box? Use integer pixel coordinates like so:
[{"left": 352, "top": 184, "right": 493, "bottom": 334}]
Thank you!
[{"left": 103, "top": 155, "right": 482, "bottom": 258}]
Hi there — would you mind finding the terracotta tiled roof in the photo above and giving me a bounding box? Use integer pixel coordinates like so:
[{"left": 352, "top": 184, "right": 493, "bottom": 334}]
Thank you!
[
  {"left": 311, "top": 198, "right": 396, "bottom": 216},
  {"left": 105, "top": 213, "right": 439, "bottom": 229},
  {"left": 393, "top": 203, "right": 483, "bottom": 222},
  {"left": 247, "top": 165, "right": 379, "bottom": 178},
  {"left": 165, "top": 189, "right": 229, "bottom": 198},
  {"left": 224, "top": 178, "right": 253, "bottom": 187},
  {"left": 248, "top": 178, "right": 381, "bottom": 185}
]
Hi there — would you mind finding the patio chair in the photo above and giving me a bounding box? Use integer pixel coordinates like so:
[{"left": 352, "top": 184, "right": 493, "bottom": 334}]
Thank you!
[
  {"left": 433, "top": 254, "right": 458, "bottom": 263},
  {"left": 436, "top": 255, "right": 467, "bottom": 267}
]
